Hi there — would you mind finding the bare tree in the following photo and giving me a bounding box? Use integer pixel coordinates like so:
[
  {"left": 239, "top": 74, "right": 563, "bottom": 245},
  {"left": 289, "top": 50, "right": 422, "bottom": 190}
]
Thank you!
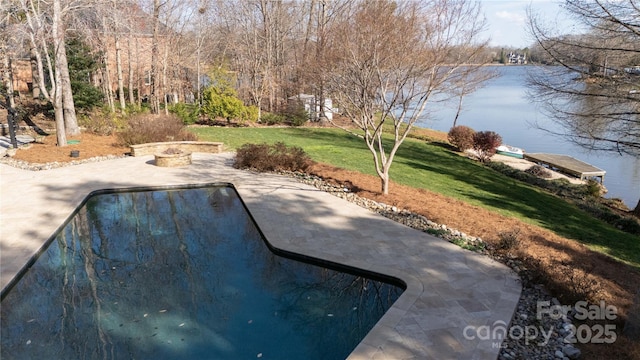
[
  {"left": 20, "top": 0, "right": 53, "bottom": 102},
  {"left": 527, "top": 0, "right": 640, "bottom": 215},
  {"left": 222, "top": 0, "right": 270, "bottom": 117},
  {"left": 111, "top": 0, "right": 126, "bottom": 111},
  {"left": 306, "top": 0, "right": 349, "bottom": 122},
  {"left": 16, "top": 0, "right": 85, "bottom": 145},
  {"left": 50, "top": 0, "right": 69, "bottom": 142},
  {"left": 219, "top": 0, "right": 304, "bottom": 115},
  {"left": 150, "top": 0, "right": 165, "bottom": 114},
  {"left": 195, "top": 2, "right": 207, "bottom": 108},
  {"left": 1, "top": 4, "right": 17, "bottom": 110},
  {"left": 54, "top": 0, "right": 80, "bottom": 136},
  {"left": 325, "top": 0, "right": 491, "bottom": 194},
  {"left": 0, "top": 4, "right": 20, "bottom": 149}
]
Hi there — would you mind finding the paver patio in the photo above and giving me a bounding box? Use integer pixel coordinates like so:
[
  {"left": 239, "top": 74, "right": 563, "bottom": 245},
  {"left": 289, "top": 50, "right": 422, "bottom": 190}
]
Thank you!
[{"left": 0, "top": 153, "right": 521, "bottom": 359}]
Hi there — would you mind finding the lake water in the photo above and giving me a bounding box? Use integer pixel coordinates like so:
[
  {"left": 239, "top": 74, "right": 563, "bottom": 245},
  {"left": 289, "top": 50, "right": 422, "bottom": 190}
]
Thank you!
[{"left": 419, "top": 65, "right": 639, "bottom": 209}]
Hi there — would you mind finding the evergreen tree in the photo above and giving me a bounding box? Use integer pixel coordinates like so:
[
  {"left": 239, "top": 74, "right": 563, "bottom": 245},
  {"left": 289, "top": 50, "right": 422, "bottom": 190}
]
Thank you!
[{"left": 66, "top": 36, "right": 103, "bottom": 111}]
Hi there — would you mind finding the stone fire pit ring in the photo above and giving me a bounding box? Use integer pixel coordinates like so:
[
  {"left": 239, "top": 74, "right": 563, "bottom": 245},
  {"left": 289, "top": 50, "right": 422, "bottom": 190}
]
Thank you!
[{"left": 154, "top": 148, "right": 192, "bottom": 167}]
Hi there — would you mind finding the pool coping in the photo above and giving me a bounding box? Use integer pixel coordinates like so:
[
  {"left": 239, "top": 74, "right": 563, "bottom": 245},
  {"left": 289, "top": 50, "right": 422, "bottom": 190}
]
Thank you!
[{"left": 0, "top": 153, "right": 521, "bottom": 359}]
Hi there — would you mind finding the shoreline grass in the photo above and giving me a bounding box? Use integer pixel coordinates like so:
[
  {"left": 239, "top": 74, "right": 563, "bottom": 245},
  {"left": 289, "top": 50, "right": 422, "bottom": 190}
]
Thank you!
[{"left": 189, "top": 126, "right": 640, "bottom": 268}]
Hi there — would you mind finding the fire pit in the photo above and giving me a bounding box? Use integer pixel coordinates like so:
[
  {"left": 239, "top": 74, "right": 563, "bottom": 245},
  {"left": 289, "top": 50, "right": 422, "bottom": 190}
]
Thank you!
[{"left": 154, "top": 148, "right": 192, "bottom": 167}]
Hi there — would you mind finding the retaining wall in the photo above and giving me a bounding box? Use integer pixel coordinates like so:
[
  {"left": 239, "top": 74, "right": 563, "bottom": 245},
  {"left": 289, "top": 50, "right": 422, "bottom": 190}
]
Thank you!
[{"left": 130, "top": 141, "right": 224, "bottom": 157}]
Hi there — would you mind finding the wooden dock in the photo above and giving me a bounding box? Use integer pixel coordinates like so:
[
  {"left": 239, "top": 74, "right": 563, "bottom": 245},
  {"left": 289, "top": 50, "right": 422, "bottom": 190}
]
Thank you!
[{"left": 523, "top": 153, "right": 606, "bottom": 183}]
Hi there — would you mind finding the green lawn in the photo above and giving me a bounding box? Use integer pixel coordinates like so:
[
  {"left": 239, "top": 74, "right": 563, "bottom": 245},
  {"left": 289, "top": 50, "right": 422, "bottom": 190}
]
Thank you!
[{"left": 190, "top": 126, "right": 640, "bottom": 268}]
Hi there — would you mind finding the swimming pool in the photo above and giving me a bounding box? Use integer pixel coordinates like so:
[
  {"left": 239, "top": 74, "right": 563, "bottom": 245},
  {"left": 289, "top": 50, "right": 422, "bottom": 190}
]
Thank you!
[{"left": 1, "top": 185, "right": 404, "bottom": 359}]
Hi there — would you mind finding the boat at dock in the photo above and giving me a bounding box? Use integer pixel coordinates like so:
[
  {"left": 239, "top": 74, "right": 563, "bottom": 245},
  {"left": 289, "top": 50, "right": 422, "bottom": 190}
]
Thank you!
[{"left": 495, "top": 144, "right": 524, "bottom": 159}]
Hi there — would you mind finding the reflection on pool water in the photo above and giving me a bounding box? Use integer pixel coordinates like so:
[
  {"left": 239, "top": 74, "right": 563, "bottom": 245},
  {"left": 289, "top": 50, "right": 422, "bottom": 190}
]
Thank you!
[{"left": 1, "top": 185, "right": 404, "bottom": 360}]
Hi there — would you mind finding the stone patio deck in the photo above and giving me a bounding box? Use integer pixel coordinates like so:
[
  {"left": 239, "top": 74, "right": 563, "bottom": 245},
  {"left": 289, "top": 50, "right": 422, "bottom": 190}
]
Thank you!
[{"left": 0, "top": 153, "right": 521, "bottom": 359}]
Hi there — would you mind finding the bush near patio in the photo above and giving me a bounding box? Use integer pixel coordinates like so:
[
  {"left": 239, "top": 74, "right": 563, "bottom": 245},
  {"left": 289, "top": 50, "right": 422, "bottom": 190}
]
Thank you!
[
  {"left": 117, "top": 113, "right": 197, "bottom": 146},
  {"left": 234, "top": 142, "right": 311, "bottom": 172}
]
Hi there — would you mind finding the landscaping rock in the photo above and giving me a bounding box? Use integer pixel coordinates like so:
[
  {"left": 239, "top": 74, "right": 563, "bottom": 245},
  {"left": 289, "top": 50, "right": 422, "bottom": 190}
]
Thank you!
[{"left": 562, "top": 345, "right": 581, "bottom": 359}]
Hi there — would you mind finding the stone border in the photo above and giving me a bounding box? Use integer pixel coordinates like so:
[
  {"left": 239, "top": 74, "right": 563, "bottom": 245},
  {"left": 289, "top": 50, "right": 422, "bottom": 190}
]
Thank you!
[{"left": 130, "top": 141, "right": 223, "bottom": 157}]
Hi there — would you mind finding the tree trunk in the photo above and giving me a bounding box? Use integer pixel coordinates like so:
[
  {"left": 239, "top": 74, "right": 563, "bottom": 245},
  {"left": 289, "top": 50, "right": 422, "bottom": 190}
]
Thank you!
[
  {"left": 453, "top": 90, "right": 464, "bottom": 128},
  {"left": 51, "top": 0, "right": 79, "bottom": 136},
  {"left": 127, "top": 36, "right": 135, "bottom": 104},
  {"left": 150, "top": 0, "right": 162, "bottom": 114},
  {"left": 23, "top": 2, "right": 51, "bottom": 101},
  {"left": 162, "top": 37, "right": 169, "bottom": 115},
  {"left": 30, "top": 46, "right": 40, "bottom": 99},
  {"left": 1, "top": 40, "right": 20, "bottom": 148},
  {"left": 115, "top": 34, "right": 126, "bottom": 111},
  {"left": 135, "top": 37, "right": 141, "bottom": 107},
  {"left": 103, "top": 53, "right": 115, "bottom": 112},
  {"left": 53, "top": 54, "right": 66, "bottom": 146},
  {"left": 316, "top": 0, "right": 326, "bottom": 122},
  {"left": 381, "top": 175, "right": 389, "bottom": 195},
  {"left": 52, "top": 0, "right": 67, "bottom": 146},
  {"left": 58, "top": 39, "right": 80, "bottom": 136},
  {"left": 1, "top": 49, "right": 16, "bottom": 109}
]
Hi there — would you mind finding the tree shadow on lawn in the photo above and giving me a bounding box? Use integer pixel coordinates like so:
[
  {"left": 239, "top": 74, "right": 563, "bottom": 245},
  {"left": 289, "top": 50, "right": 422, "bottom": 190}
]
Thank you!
[
  {"left": 287, "top": 132, "right": 638, "bottom": 265},
  {"left": 293, "top": 131, "right": 560, "bottom": 223},
  {"left": 395, "top": 147, "right": 640, "bottom": 267},
  {"left": 283, "top": 128, "right": 367, "bottom": 149}
]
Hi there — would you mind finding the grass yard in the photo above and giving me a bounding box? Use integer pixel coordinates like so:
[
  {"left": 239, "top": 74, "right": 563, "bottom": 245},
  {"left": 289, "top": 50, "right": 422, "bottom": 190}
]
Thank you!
[{"left": 190, "top": 126, "right": 640, "bottom": 268}]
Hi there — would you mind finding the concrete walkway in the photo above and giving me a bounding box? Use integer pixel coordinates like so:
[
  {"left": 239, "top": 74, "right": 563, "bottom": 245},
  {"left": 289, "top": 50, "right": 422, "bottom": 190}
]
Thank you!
[{"left": 0, "top": 153, "right": 521, "bottom": 359}]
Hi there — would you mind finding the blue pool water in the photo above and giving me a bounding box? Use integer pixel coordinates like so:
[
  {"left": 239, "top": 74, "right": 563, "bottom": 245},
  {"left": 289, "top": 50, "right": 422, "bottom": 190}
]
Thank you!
[{"left": 1, "top": 185, "right": 404, "bottom": 359}]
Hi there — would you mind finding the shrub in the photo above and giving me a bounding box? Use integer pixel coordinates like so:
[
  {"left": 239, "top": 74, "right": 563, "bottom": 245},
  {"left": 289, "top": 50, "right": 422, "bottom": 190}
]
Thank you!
[
  {"left": 261, "top": 112, "right": 286, "bottom": 125},
  {"left": 426, "top": 228, "right": 448, "bottom": 237},
  {"left": 125, "top": 104, "right": 150, "bottom": 115},
  {"left": 447, "top": 125, "right": 476, "bottom": 152},
  {"left": 241, "top": 105, "right": 260, "bottom": 124},
  {"left": 201, "top": 85, "right": 245, "bottom": 123},
  {"left": 284, "top": 101, "right": 309, "bottom": 126},
  {"left": 168, "top": 103, "right": 200, "bottom": 125},
  {"left": 585, "top": 179, "right": 604, "bottom": 197},
  {"left": 78, "top": 107, "right": 127, "bottom": 135},
  {"left": 496, "top": 228, "right": 521, "bottom": 251},
  {"left": 117, "top": 113, "right": 198, "bottom": 146},
  {"left": 234, "top": 142, "right": 312, "bottom": 172},
  {"left": 200, "top": 67, "right": 257, "bottom": 125},
  {"left": 71, "top": 81, "right": 104, "bottom": 112},
  {"left": 525, "top": 164, "right": 552, "bottom": 178},
  {"left": 473, "top": 130, "right": 502, "bottom": 162}
]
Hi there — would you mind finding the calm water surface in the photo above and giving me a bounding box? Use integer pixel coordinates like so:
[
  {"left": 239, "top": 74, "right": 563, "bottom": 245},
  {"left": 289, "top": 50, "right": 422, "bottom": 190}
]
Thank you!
[
  {"left": 1, "top": 186, "right": 403, "bottom": 360},
  {"left": 420, "top": 66, "right": 639, "bottom": 208}
]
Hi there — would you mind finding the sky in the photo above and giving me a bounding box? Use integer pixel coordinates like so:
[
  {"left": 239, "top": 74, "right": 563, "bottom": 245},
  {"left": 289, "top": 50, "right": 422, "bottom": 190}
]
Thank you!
[{"left": 479, "top": 0, "right": 577, "bottom": 48}]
